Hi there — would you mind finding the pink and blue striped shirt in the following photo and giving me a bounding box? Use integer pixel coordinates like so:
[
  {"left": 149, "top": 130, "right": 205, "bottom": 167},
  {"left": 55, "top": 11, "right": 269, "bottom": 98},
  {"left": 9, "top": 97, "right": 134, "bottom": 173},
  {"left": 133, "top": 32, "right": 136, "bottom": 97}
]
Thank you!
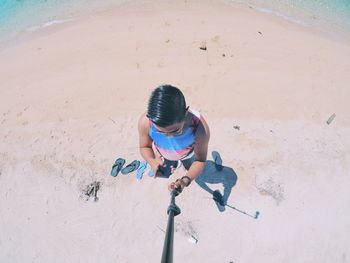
[{"left": 149, "top": 109, "right": 201, "bottom": 161}]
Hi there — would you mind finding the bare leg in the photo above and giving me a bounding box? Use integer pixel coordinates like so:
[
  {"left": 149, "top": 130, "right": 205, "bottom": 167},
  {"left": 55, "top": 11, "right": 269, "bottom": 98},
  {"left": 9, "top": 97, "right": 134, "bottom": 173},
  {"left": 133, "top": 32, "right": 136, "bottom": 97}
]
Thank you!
[{"left": 181, "top": 154, "right": 195, "bottom": 170}]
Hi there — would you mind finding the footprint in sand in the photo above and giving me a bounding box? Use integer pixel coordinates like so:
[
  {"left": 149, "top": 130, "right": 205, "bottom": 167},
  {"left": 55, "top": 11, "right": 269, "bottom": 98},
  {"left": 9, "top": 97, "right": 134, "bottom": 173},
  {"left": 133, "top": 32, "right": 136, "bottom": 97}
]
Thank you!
[
  {"left": 256, "top": 177, "right": 284, "bottom": 205},
  {"left": 2, "top": 110, "right": 11, "bottom": 116},
  {"left": 1, "top": 110, "right": 11, "bottom": 124}
]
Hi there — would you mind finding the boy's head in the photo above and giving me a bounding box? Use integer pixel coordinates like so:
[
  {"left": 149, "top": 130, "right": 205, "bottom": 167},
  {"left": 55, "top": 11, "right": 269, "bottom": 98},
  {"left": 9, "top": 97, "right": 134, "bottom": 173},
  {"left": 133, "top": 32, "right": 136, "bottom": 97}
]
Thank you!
[{"left": 147, "top": 84, "right": 187, "bottom": 128}]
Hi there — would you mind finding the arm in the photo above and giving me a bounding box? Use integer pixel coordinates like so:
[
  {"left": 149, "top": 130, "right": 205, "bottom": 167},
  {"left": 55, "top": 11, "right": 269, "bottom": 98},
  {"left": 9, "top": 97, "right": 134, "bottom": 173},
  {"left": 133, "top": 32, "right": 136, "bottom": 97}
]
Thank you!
[
  {"left": 138, "top": 112, "right": 155, "bottom": 162},
  {"left": 186, "top": 115, "right": 210, "bottom": 181},
  {"left": 169, "top": 115, "right": 210, "bottom": 190},
  {"left": 138, "top": 113, "right": 164, "bottom": 172}
]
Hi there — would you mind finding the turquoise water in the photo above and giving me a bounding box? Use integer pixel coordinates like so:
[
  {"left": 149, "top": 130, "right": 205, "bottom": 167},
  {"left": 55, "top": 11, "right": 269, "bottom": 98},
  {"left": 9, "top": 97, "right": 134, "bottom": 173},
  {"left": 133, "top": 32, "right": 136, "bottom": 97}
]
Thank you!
[
  {"left": 0, "top": 0, "right": 350, "bottom": 44},
  {"left": 0, "top": 0, "right": 127, "bottom": 43}
]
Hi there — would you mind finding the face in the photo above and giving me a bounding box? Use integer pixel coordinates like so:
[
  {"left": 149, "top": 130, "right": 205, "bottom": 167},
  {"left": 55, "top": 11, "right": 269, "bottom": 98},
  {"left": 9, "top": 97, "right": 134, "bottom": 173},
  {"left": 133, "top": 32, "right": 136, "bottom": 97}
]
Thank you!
[
  {"left": 153, "top": 121, "right": 186, "bottom": 136},
  {"left": 150, "top": 107, "right": 189, "bottom": 136}
]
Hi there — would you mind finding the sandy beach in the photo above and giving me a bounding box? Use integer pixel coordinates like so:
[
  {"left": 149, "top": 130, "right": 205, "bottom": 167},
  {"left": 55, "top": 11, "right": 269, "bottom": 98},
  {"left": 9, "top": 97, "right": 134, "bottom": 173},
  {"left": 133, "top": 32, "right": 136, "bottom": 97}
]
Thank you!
[{"left": 1, "top": 0, "right": 350, "bottom": 262}]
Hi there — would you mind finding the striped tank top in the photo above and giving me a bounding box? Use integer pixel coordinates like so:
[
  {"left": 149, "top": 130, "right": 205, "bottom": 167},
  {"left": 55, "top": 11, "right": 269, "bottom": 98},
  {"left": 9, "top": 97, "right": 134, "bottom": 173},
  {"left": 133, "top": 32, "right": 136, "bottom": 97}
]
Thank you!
[{"left": 148, "top": 109, "right": 201, "bottom": 161}]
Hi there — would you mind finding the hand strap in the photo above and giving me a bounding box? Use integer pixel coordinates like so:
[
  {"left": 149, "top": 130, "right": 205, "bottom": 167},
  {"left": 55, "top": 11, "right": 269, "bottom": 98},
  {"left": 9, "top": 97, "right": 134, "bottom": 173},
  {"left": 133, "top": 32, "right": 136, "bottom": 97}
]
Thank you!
[{"left": 181, "top": 176, "right": 192, "bottom": 187}]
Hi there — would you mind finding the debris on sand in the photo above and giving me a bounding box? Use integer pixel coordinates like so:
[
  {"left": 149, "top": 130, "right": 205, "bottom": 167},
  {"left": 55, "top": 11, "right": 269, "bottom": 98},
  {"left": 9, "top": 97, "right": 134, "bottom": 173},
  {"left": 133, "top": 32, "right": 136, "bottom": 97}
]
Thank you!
[
  {"left": 188, "top": 235, "right": 198, "bottom": 244},
  {"left": 258, "top": 31, "right": 262, "bottom": 35},
  {"left": 233, "top": 125, "right": 240, "bottom": 130},
  {"left": 175, "top": 220, "right": 198, "bottom": 244},
  {"left": 83, "top": 181, "right": 100, "bottom": 202},
  {"left": 326, "top": 113, "right": 336, "bottom": 125},
  {"left": 199, "top": 41, "right": 207, "bottom": 51}
]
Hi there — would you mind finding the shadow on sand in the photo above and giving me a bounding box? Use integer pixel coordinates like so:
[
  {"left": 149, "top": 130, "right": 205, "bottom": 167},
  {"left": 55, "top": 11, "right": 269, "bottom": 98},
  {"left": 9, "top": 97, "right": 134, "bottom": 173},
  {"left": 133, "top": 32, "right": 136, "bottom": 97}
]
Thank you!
[
  {"left": 195, "top": 152, "right": 259, "bottom": 219},
  {"left": 195, "top": 160, "right": 237, "bottom": 208}
]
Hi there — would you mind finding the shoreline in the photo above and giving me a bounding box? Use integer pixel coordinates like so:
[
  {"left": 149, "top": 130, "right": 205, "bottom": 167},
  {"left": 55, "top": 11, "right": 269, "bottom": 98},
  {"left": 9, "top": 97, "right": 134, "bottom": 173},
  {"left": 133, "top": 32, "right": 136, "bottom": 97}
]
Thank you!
[
  {"left": 1, "top": 0, "right": 350, "bottom": 121},
  {"left": 1, "top": 0, "right": 350, "bottom": 51}
]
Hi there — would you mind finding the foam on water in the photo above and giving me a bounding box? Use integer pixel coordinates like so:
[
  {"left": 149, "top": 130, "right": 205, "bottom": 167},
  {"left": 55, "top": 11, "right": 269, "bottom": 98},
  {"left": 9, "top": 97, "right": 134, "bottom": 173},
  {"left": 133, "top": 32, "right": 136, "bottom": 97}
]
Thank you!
[
  {"left": 232, "top": 0, "right": 350, "bottom": 35},
  {"left": 0, "top": 0, "right": 128, "bottom": 44}
]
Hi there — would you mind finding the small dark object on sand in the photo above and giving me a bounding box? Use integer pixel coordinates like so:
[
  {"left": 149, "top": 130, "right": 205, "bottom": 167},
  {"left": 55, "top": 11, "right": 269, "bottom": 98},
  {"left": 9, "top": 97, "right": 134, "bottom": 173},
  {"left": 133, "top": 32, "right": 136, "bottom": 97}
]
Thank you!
[
  {"left": 87, "top": 187, "right": 94, "bottom": 196},
  {"left": 222, "top": 53, "right": 226, "bottom": 57},
  {"left": 255, "top": 211, "right": 260, "bottom": 219},
  {"left": 84, "top": 181, "right": 100, "bottom": 202},
  {"left": 326, "top": 113, "right": 336, "bottom": 125},
  {"left": 233, "top": 125, "right": 240, "bottom": 130},
  {"left": 199, "top": 41, "right": 207, "bottom": 51},
  {"left": 258, "top": 31, "right": 262, "bottom": 35}
]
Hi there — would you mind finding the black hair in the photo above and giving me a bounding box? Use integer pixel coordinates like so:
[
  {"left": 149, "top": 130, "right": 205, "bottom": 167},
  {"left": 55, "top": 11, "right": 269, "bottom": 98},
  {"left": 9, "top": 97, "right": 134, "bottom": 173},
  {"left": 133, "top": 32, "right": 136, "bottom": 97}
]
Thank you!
[{"left": 147, "top": 84, "right": 187, "bottom": 127}]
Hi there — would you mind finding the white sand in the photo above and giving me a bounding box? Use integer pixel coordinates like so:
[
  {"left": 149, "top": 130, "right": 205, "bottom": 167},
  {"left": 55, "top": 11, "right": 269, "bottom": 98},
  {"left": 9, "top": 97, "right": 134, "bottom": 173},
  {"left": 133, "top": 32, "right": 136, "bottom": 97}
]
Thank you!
[{"left": 1, "top": 1, "right": 350, "bottom": 262}]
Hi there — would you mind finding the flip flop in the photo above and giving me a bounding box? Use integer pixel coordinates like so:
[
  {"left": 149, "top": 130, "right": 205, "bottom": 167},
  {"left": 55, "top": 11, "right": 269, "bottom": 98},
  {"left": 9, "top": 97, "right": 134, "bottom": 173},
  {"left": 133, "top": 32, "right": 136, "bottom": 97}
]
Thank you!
[
  {"left": 148, "top": 168, "right": 154, "bottom": 177},
  {"left": 111, "top": 158, "right": 126, "bottom": 177},
  {"left": 121, "top": 160, "right": 140, "bottom": 175},
  {"left": 136, "top": 161, "right": 147, "bottom": 180},
  {"left": 211, "top": 151, "right": 223, "bottom": 171},
  {"left": 212, "top": 190, "right": 225, "bottom": 212}
]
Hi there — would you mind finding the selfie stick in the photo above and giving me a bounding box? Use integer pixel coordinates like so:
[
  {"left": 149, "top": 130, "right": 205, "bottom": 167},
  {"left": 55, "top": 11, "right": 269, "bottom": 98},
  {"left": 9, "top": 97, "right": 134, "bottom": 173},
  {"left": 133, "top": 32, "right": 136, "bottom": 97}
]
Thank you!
[{"left": 160, "top": 188, "right": 181, "bottom": 263}]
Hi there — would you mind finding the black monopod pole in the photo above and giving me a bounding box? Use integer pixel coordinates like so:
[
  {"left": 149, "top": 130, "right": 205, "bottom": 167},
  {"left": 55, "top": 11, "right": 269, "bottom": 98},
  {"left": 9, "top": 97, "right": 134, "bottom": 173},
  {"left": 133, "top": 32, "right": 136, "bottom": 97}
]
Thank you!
[{"left": 160, "top": 189, "right": 181, "bottom": 263}]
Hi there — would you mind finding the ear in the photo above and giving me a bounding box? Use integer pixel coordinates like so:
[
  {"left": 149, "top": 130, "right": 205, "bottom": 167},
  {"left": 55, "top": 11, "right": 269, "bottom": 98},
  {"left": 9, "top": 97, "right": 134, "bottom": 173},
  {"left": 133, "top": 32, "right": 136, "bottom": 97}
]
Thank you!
[{"left": 183, "top": 107, "right": 189, "bottom": 118}]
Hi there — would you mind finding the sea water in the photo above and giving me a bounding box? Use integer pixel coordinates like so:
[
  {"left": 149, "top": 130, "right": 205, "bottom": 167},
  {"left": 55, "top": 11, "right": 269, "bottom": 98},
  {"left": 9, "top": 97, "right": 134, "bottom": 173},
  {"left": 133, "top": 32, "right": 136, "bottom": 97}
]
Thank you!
[
  {"left": 0, "top": 0, "right": 350, "bottom": 45},
  {"left": 233, "top": 0, "right": 350, "bottom": 33},
  {"left": 0, "top": 0, "right": 128, "bottom": 44}
]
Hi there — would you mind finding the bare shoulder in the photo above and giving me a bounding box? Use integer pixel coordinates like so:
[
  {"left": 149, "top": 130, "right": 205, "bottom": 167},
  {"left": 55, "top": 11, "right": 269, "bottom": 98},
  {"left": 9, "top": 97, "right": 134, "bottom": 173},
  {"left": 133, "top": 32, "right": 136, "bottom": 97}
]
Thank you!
[
  {"left": 193, "top": 113, "right": 210, "bottom": 161},
  {"left": 196, "top": 114, "right": 210, "bottom": 140},
  {"left": 138, "top": 112, "right": 150, "bottom": 134}
]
